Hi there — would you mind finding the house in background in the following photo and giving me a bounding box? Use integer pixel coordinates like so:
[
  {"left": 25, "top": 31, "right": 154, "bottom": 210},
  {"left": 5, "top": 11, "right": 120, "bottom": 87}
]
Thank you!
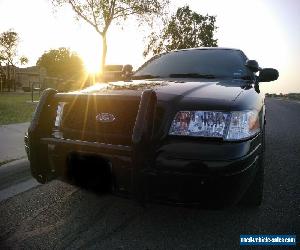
[
  {"left": 0, "top": 65, "right": 48, "bottom": 91},
  {"left": 0, "top": 65, "right": 81, "bottom": 92},
  {"left": 15, "top": 66, "right": 47, "bottom": 90},
  {"left": 16, "top": 66, "right": 82, "bottom": 91}
]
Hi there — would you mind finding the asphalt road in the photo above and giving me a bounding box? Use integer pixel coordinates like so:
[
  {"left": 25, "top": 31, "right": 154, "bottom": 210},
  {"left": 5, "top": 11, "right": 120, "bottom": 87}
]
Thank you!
[{"left": 0, "top": 98, "right": 299, "bottom": 249}]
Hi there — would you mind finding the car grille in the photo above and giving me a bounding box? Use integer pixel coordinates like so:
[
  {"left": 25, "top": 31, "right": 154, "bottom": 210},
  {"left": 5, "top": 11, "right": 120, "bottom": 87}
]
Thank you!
[{"left": 60, "top": 95, "right": 140, "bottom": 145}]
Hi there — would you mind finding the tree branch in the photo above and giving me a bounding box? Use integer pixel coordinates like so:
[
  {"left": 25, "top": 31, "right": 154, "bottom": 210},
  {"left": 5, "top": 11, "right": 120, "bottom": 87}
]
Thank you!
[
  {"left": 87, "top": 0, "right": 100, "bottom": 32},
  {"left": 113, "top": 10, "right": 139, "bottom": 20},
  {"left": 114, "top": 6, "right": 132, "bottom": 16},
  {"left": 103, "top": 0, "right": 116, "bottom": 33},
  {"left": 68, "top": 0, "right": 102, "bottom": 35}
]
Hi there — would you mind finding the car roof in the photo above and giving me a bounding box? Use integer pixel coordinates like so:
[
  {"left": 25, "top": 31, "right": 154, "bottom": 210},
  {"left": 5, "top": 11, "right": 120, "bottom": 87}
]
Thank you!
[{"left": 172, "top": 47, "right": 242, "bottom": 52}]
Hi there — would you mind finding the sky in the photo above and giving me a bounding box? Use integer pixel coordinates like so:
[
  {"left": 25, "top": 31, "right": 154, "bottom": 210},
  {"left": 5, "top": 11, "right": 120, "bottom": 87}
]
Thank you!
[{"left": 0, "top": 0, "right": 299, "bottom": 94}]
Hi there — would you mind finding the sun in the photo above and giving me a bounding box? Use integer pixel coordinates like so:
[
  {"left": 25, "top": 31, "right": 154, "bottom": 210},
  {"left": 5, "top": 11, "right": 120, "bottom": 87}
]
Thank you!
[
  {"left": 77, "top": 40, "right": 102, "bottom": 74},
  {"left": 74, "top": 26, "right": 142, "bottom": 75},
  {"left": 85, "top": 59, "right": 101, "bottom": 74},
  {"left": 82, "top": 52, "right": 102, "bottom": 74}
]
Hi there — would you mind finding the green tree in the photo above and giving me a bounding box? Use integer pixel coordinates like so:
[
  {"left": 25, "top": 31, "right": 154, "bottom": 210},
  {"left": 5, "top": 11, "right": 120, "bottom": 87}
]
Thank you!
[
  {"left": 144, "top": 6, "right": 218, "bottom": 57},
  {"left": 0, "top": 29, "right": 28, "bottom": 91},
  {"left": 51, "top": 0, "right": 169, "bottom": 73},
  {"left": 36, "top": 47, "right": 84, "bottom": 81}
]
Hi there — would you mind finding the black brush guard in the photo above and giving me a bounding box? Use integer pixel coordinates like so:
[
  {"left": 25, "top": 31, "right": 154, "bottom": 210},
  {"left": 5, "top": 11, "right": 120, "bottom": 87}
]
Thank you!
[{"left": 27, "top": 88, "right": 158, "bottom": 204}]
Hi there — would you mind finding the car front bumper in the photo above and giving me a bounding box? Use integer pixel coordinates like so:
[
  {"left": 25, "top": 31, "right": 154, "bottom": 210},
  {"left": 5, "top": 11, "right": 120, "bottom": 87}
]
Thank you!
[
  {"left": 142, "top": 133, "right": 262, "bottom": 207},
  {"left": 26, "top": 131, "right": 262, "bottom": 207}
]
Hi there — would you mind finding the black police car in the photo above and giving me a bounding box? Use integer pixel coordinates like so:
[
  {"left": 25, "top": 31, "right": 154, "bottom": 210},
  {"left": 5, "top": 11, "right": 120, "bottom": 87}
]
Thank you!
[{"left": 25, "top": 48, "right": 278, "bottom": 208}]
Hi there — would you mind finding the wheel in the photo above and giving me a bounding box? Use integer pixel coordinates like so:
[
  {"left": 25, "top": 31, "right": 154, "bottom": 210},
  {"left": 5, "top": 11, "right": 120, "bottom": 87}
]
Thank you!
[{"left": 239, "top": 128, "right": 265, "bottom": 207}]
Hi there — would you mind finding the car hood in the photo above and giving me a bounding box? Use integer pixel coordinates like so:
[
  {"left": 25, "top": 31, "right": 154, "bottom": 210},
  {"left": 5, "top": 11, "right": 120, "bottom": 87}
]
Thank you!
[{"left": 69, "top": 79, "right": 257, "bottom": 111}]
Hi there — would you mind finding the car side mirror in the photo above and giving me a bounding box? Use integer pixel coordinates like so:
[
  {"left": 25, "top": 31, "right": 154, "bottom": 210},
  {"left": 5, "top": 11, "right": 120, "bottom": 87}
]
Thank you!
[
  {"left": 258, "top": 68, "right": 279, "bottom": 82},
  {"left": 245, "top": 60, "right": 260, "bottom": 72}
]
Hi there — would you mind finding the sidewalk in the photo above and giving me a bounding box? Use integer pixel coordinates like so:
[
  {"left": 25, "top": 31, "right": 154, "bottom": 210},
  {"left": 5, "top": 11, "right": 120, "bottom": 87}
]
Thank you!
[{"left": 0, "top": 122, "right": 29, "bottom": 165}]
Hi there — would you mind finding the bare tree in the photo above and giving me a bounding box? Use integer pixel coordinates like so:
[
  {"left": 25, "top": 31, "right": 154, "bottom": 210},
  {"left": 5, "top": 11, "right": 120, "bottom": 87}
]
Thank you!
[{"left": 51, "top": 0, "right": 169, "bottom": 73}]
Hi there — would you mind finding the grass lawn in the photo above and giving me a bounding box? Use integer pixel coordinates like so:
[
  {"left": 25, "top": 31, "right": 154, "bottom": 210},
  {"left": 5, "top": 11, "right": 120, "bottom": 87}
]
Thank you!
[{"left": 0, "top": 92, "right": 40, "bottom": 125}]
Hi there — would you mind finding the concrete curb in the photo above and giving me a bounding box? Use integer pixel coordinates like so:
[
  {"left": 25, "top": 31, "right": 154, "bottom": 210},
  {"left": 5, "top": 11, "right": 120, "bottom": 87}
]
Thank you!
[
  {"left": 0, "top": 158, "right": 28, "bottom": 169},
  {"left": 0, "top": 122, "right": 29, "bottom": 164}
]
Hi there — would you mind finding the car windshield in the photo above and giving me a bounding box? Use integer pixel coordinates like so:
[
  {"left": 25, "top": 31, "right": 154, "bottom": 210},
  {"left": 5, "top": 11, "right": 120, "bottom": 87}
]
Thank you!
[{"left": 133, "top": 49, "right": 253, "bottom": 80}]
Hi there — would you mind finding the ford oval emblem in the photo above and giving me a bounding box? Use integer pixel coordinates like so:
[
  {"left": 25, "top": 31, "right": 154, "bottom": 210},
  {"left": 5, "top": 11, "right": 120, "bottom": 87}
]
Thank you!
[{"left": 96, "top": 113, "right": 116, "bottom": 123}]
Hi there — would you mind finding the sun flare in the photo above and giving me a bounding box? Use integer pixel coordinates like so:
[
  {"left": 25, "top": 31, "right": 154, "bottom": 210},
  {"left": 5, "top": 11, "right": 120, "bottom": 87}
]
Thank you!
[
  {"left": 82, "top": 52, "right": 102, "bottom": 74},
  {"left": 77, "top": 41, "right": 102, "bottom": 74},
  {"left": 75, "top": 27, "right": 140, "bottom": 75}
]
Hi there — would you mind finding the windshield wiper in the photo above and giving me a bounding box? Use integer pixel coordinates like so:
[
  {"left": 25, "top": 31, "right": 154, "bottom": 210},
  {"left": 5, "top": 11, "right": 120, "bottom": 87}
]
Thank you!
[
  {"left": 169, "top": 73, "right": 216, "bottom": 79},
  {"left": 131, "top": 74, "right": 161, "bottom": 80}
]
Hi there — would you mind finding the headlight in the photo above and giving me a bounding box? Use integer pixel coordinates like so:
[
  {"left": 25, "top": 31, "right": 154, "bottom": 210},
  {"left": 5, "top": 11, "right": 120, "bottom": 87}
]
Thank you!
[
  {"left": 54, "top": 102, "right": 66, "bottom": 127},
  {"left": 225, "top": 111, "right": 260, "bottom": 140},
  {"left": 169, "top": 110, "right": 260, "bottom": 140}
]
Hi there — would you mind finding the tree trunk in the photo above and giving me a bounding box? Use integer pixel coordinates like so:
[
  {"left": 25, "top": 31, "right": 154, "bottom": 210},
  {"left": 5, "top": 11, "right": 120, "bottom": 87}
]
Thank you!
[
  {"left": 13, "top": 66, "right": 16, "bottom": 92},
  {"left": 7, "top": 64, "right": 10, "bottom": 92},
  {"left": 0, "top": 65, "right": 3, "bottom": 92},
  {"left": 101, "top": 34, "right": 107, "bottom": 74}
]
